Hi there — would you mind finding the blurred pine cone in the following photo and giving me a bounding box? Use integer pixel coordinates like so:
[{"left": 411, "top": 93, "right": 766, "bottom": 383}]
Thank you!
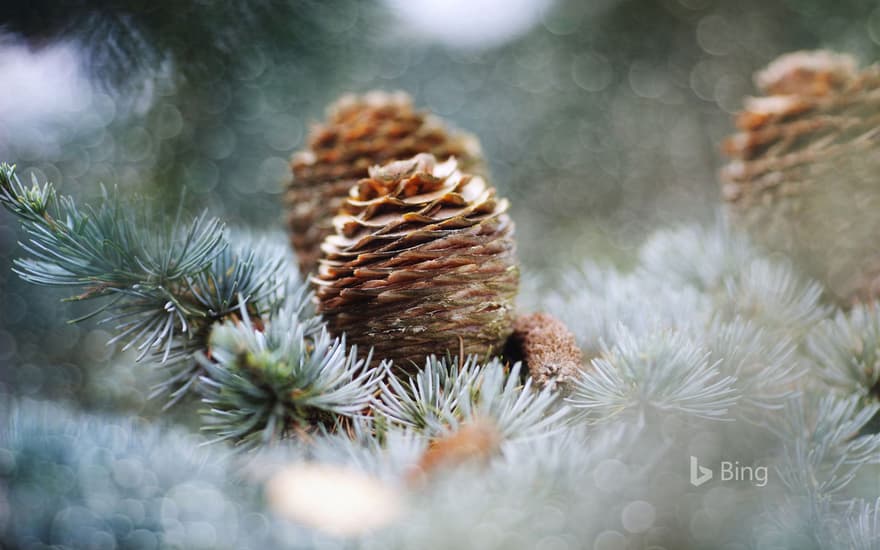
[
  {"left": 314, "top": 153, "right": 518, "bottom": 372},
  {"left": 721, "top": 50, "right": 880, "bottom": 303},
  {"left": 287, "top": 91, "right": 483, "bottom": 274}
]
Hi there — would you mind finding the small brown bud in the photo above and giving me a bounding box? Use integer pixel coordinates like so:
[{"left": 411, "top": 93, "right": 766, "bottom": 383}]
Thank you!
[
  {"left": 507, "top": 312, "right": 584, "bottom": 389},
  {"left": 407, "top": 419, "right": 502, "bottom": 484}
]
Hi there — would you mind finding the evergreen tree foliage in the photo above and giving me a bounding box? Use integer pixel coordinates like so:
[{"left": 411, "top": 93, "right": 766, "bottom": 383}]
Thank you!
[
  {"left": 376, "top": 356, "right": 567, "bottom": 439},
  {"left": 199, "top": 300, "right": 379, "bottom": 448},
  {"left": 5, "top": 2, "right": 880, "bottom": 547},
  {"left": 0, "top": 163, "right": 296, "bottom": 406},
  {"left": 5, "top": 162, "right": 880, "bottom": 548}
]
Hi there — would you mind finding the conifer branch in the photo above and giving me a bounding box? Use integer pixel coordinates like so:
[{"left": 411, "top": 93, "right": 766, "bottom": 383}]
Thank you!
[
  {"left": 847, "top": 498, "right": 880, "bottom": 550},
  {"left": 0, "top": 163, "right": 292, "bottom": 403},
  {"left": 705, "top": 318, "right": 801, "bottom": 422},
  {"left": 776, "top": 395, "right": 880, "bottom": 498},
  {"left": 567, "top": 327, "right": 739, "bottom": 423},
  {"left": 198, "top": 301, "right": 381, "bottom": 449},
  {"left": 807, "top": 304, "right": 880, "bottom": 401},
  {"left": 375, "top": 356, "right": 568, "bottom": 440}
]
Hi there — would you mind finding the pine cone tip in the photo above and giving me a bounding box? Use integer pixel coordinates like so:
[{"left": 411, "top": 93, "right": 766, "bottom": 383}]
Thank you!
[
  {"left": 755, "top": 50, "right": 858, "bottom": 96},
  {"left": 285, "top": 90, "right": 485, "bottom": 275}
]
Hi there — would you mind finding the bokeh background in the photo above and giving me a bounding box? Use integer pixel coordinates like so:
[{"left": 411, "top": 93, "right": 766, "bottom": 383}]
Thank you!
[{"left": 1, "top": 0, "right": 879, "bottom": 415}]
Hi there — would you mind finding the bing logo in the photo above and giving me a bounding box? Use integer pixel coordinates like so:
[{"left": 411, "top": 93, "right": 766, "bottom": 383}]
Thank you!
[{"left": 690, "top": 456, "right": 768, "bottom": 487}]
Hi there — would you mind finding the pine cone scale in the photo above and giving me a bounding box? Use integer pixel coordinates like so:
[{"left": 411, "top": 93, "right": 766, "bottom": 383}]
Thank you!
[
  {"left": 323, "top": 220, "right": 511, "bottom": 264},
  {"left": 317, "top": 239, "right": 515, "bottom": 296},
  {"left": 318, "top": 267, "right": 516, "bottom": 307}
]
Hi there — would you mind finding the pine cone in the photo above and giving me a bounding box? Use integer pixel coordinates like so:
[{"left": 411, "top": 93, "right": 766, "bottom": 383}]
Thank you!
[
  {"left": 314, "top": 153, "right": 518, "bottom": 372},
  {"left": 287, "top": 91, "right": 483, "bottom": 274},
  {"left": 721, "top": 50, "right": 880, "bottom": 303}
]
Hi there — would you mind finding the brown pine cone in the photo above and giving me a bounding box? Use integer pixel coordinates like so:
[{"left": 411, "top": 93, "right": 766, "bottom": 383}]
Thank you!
[
  {"left": 313, "top": 153, "right": 518, "bottom": 372},
  {"left": 287, "top": 91, "right": 483, "bottom": 274},
  {"left": 720, "top": 50, "right": 880, "bottom": 303}
]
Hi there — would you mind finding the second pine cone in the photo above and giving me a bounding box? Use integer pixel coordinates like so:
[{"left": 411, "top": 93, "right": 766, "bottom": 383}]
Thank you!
[
  {"left": 287, "top": 91, "right": 482, "bottom": 274},
  {"left": 721, "top": 50, "right": 880, "bottom": 303}
]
